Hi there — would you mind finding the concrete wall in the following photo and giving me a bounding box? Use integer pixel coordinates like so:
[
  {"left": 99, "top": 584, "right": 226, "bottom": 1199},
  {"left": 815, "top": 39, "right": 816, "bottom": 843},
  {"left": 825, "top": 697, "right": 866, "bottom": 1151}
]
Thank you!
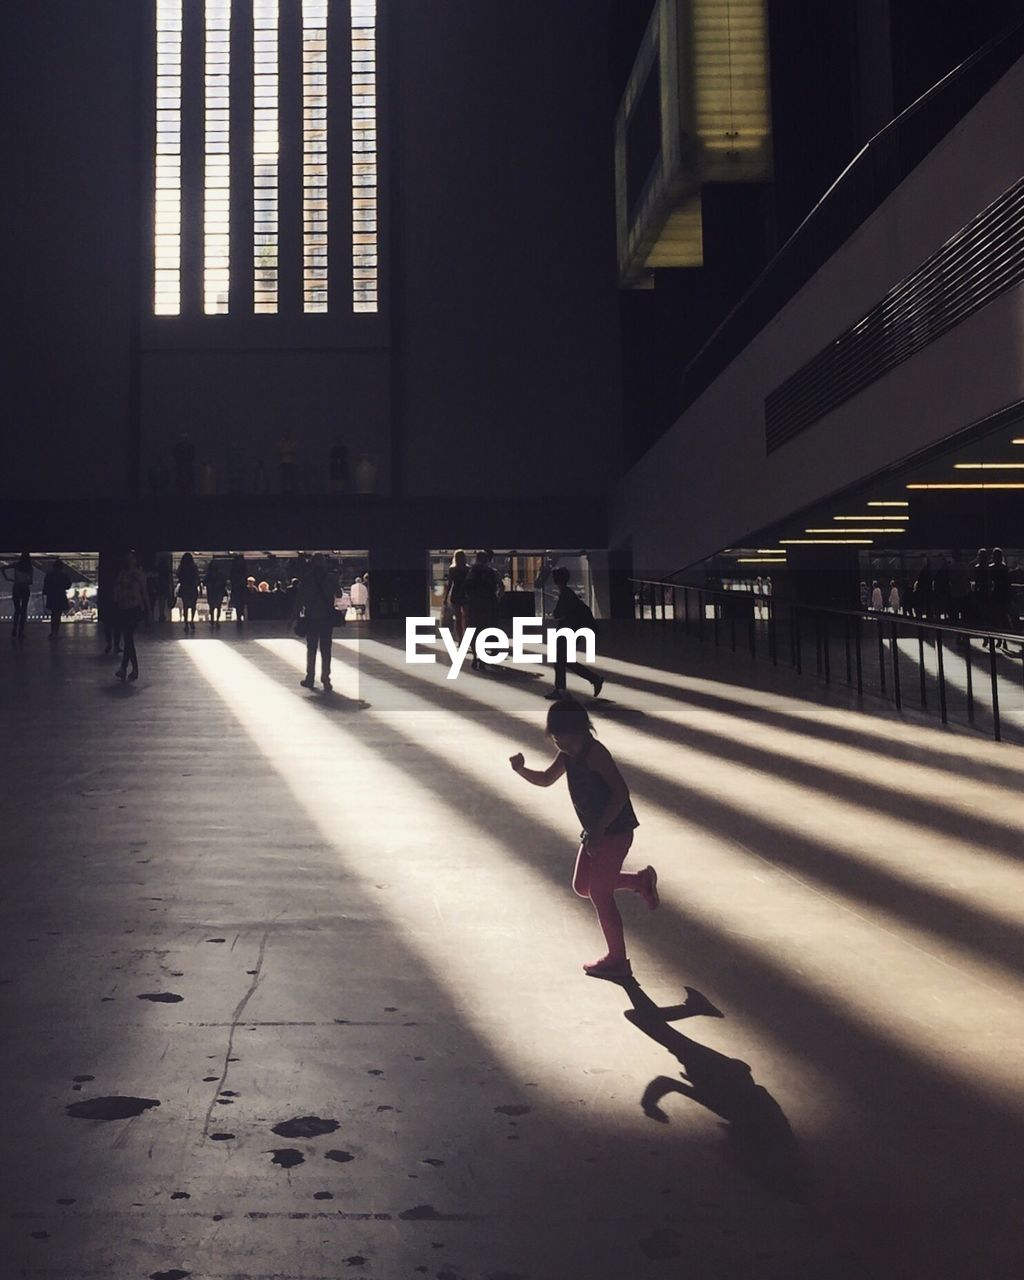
[
  {"left": 2, "top": 1, "right": 138, "bottom": 501},
  {"left": 390, "top": 0, "right": 621, "bottom": 497},
  {"left": 611, "top": 54, "right": 1024, "bottom": 578}
]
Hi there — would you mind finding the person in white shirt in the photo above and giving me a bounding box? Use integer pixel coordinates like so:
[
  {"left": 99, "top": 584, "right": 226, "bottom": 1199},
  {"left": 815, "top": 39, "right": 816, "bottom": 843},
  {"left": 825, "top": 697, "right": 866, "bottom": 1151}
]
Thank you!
[
  {"left": 870, "top": 581, "right": 884, "bottom": 611},
  {"left": 349, "top": 575, "right": 369, "bottom": 619},
  {"left": 888, "top": 581, "right": 901, "bottom": 613}
]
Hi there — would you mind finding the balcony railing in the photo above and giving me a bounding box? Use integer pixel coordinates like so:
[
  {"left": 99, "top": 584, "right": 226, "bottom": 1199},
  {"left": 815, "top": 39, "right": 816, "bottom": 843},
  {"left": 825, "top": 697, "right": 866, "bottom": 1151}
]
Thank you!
[{"left": 631, "top": 578, "right": 1024, "bottom": 745}]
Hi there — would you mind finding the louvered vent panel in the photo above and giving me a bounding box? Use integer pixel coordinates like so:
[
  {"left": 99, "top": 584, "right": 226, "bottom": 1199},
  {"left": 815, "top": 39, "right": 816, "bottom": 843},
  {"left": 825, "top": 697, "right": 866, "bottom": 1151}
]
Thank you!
[{"left": 765, "top": 177, "right": 1024, "bottom": 453}]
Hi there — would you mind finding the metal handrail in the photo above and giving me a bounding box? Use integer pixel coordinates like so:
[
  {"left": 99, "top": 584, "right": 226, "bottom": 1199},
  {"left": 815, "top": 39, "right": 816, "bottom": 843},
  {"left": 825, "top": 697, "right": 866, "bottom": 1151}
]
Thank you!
[{"left": 629, "top": 577, "right": 1024, "bottom": 742}]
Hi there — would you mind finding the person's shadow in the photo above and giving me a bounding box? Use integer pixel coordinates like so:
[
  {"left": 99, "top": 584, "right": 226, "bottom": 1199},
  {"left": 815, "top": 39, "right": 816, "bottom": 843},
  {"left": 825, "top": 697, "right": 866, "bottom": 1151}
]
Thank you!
[{"left": 620, "top": 978, "right": 808, "bottom": 1201}]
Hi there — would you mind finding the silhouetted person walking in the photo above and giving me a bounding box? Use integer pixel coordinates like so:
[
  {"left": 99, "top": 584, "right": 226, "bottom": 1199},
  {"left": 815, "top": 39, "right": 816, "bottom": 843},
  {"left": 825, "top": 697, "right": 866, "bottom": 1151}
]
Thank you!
[
  {"left": 988, "top": 548, "right": 1011, "bottom": 641},
  {"left": 969, "top": 548, "right": 989, "bottom": 627},
  {"left": 113, "top": 553, "right": 150, "bottom": 681},
  {"left": 97, "top": 553, "right": 123, "bottom": 655},
  {"left": 229, "top": 554, "right": 248, "bottom": 627},
  {"left": 176, "top": 552, "right": 200, "bottom": 632},
  {"left": 205, "top": 559, "right": 227, "bottom": 628},
  {"left": 43, "top": 558, "right": 73, "bottom": 637},
  {"left": 547, "top": 567, "right": 602, "bottom": 699},
  {"left": 3, "top": 552, "right": 33, "bottom": 639},
  {"left": 442, "top": 550, "right": 468, "bottom": 640},
  {"left": 464, "top": 550, "right": 501, "bottom": 673},
  {"left": 294, "top": 553, "right": 340, "bottom": 691}
]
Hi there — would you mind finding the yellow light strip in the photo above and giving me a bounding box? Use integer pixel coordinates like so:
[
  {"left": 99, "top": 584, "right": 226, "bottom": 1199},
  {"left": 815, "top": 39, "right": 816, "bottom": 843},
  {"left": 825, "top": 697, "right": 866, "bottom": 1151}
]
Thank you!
[
  {"left": 737, "top": 558, "right": 786, "bottom": 563},
  {"left": 953, "top": 462, "right": 1024, "bottom": 469},
  {"left": 866, "top": 501, "right": 909, "bottom": 507},
  {"left": 1012, "top": 438, "right": 1024, "bottom": 445},
  {"left": 779, "top": 538, "right": 874, "bottom": 545},
  {"left": 754, "top": 550, "right": 787, "bottom": 555},
  {"left": 906, "top": 483, "right": 1024, "bottom": 491},
  {"left": 805, "top": 528, "right": 905, "bottom": 534},
  {"left": 833, "top": 515, "right": 909, "bottom": 521}
]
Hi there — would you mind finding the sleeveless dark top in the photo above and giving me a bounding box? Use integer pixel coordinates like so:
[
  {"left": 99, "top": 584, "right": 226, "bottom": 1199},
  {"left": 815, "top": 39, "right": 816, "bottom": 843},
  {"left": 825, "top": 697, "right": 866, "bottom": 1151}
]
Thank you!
[
  {"left": 564, "top": 738, "right": 638, "bottom": 838},
  {"left": 448, "top": 565, "right": 469, "bottom": 606}
]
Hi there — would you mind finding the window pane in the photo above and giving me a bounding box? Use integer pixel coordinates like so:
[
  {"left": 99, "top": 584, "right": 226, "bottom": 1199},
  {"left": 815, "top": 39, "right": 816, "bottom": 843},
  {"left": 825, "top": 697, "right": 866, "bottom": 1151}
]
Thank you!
[
  {"left": 205, "top": 0, "right": 232, "bottom": 314},
  {"left": 351, "top": 0, "right": 377, "bottom": 312},
  {"left": 154, "top": 0, "right": 182, "bottom": 314}
]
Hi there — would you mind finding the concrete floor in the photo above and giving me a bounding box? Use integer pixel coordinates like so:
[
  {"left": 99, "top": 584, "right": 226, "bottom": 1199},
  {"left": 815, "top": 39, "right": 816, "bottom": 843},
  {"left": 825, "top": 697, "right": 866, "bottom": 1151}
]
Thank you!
[{"left": 2, "top": 620, "right": 1023, "bottom": 1280}]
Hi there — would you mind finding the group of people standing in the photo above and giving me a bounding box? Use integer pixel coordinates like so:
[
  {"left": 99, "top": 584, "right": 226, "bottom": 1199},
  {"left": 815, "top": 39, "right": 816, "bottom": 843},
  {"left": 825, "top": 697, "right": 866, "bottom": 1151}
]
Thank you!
[
  {"left": 863, "top": 547, "right": 1017, "bottom": 632},
  {"left": 442, "top": 549, "right": 604, "bottom": 699},
  {"left": 2, "top": 554, "right": 83, "bottom": 640}
]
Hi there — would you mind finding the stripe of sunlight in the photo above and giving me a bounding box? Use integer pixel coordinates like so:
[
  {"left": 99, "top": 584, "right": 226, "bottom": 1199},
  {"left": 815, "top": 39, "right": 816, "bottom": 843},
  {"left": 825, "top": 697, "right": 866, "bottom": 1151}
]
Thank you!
[
  {"left": 565, "top": 643, "right": 1024, "bottom": 773},
  {"left": 347, "top": 636, "right": 1024, "bottom": 934},
  {"left": 282, "top": 636, "right": 1024, "bottom": 1113},
  {"left": 497, "top": 640, "right": 1024, "bottom": 845},
  {"left": 182, "top": 639, "right": 711, "bottom": 1118},
  {"left": 892, "top": 636, "right": 1024, "bottom": 736}
]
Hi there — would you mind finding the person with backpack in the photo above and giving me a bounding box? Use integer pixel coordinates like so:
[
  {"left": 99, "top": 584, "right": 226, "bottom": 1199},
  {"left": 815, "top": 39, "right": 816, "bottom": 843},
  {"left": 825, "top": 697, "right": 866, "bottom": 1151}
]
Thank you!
[{"left": 547, "top": 566, "right": 603, "bottom": 700}]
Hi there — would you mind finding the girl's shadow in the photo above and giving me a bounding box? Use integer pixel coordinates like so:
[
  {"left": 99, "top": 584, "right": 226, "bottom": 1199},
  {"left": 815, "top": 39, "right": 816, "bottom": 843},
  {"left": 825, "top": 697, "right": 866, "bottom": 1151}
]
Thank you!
[{"left": 621, "top": 978, "right": 808, "bottom": 1201}]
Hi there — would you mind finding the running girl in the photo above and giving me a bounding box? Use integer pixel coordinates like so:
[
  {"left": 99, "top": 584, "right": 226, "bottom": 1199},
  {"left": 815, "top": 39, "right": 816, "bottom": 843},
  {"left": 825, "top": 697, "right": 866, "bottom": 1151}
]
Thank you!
[{"left": 510, "top": 698, "right": 658, "bottom": 980}]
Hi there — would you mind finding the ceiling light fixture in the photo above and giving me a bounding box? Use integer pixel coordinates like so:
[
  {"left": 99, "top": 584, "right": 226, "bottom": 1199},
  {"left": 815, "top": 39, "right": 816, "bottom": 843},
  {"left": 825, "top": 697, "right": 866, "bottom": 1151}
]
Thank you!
[
  {"left": 952, "top": 462, "right": 1024, "bottom": 469},
  {"left": 866, "top": 501, "right": 909, "bottom": 507},
  {"left": 906, "top": 483, "right": 1024, "bottom": 490},
  {"left": 832, "top": 515, "right": 909, "bottom": 521},
  {"left": 805, "top": 528, "right": 905, "bottom": 534},
  {"left": 779, "top": 538, "right": 874, "bottom": 545}
]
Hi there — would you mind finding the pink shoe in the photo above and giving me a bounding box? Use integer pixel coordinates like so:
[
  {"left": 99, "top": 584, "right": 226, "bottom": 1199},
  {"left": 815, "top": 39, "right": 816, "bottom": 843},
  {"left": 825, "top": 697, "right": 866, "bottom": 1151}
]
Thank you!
[
  {"left": 583, "top": 956, "right": 633, "bottom": 981},
  {"left": 637, "top": 866, "right": 659, "bottom": 910}
]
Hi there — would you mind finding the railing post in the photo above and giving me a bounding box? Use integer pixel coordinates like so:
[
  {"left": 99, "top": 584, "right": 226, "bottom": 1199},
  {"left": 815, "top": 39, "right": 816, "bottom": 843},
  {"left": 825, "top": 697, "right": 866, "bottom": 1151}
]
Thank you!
[
  {"left": 712, "top": 598, "right": 719, "bottom": 648},
  {"left": 890, "top": 620, "right": 902, "bottom": 710},
  {"left": 769, "top": 599, "right": 777, "bottom": 666},
  {"left": 918, "top": 628, "right": 927, "bottom": 709},
  {"left": 989, "top": 637, "right": 1001, "bottom": 742},
  {"left": 877, "top": 620, "right": 887, "bottom": 696},
  {"left": 936, "top": 633, "right": 948, "bottom": 724},
  {"left": 966, "top": 635, "right": 974, "bottom": 724},
  {"left": 844, "top": 616, "right": 851, "bottom": 685},
  {"left": 815, "top": 616, "right": 823, "bottom": 675},
  {"left": 822, "top": 616, "right": 831, "bottom": 684},
  {"left": 855, "top": 617, "right": 863, "bottom": 695},
  {"left": 794, "top": 611, "right": 802, "bottom": 674}
]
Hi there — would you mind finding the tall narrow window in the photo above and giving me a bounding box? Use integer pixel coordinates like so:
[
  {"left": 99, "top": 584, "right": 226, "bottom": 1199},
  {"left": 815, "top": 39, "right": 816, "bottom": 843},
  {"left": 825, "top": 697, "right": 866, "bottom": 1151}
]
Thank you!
[
  {"left": 204, "top": 0, "right": 231, "bottom": 314},
  {"left": 253, "top": 1, "right": 279, "bottom": 313},
  {"left": 154, "top": 0, "right": 183, "bottom": 315},
  {"left": 351, "top": 0, "right": 378, "bottom": 313},
  {"left": 302, "top": 1, "right": 329, "bottom": 312}
]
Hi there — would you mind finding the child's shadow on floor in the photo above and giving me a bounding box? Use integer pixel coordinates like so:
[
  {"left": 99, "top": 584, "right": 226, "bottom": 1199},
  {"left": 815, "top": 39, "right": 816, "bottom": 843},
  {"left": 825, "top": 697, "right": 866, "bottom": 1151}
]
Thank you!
[{"left": 621, "top": 979, "right": 808, "bottom": 1201}]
